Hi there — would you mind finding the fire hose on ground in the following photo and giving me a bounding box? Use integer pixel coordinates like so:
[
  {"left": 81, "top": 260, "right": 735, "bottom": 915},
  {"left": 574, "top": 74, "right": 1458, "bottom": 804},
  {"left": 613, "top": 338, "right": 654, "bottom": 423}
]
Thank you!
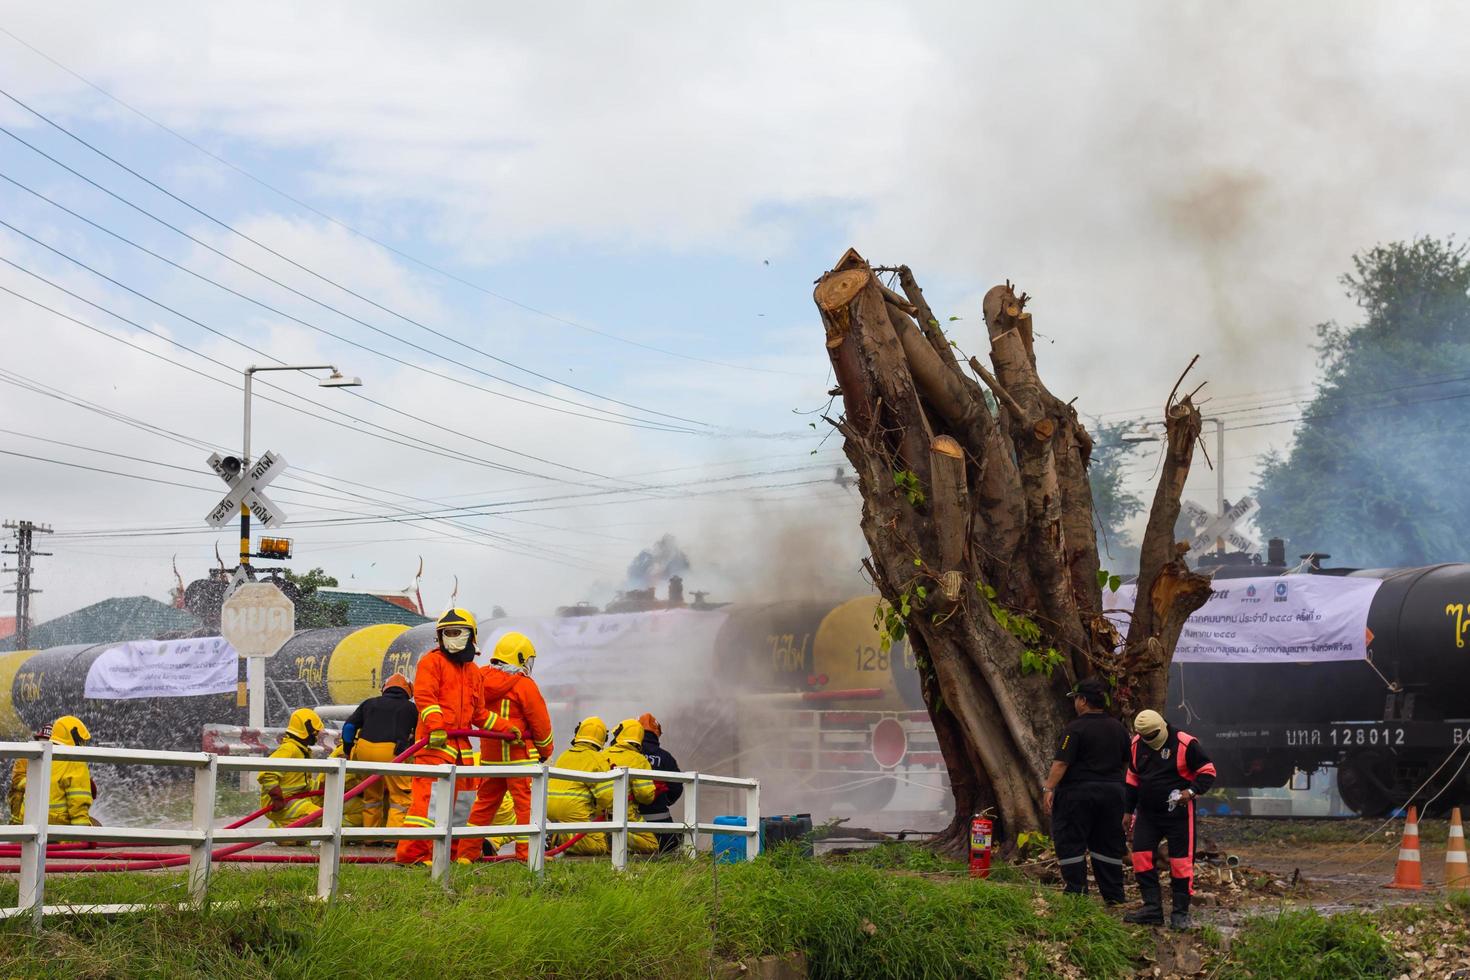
[{"left": 0, "top": 729, "right": 587, "bottom": 872}]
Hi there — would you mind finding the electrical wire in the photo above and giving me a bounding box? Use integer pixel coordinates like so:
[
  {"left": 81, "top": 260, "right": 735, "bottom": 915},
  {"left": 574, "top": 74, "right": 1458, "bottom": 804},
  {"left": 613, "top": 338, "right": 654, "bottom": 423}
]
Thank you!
[
  {"left": 0, "top": 88, "right": 725, "bottom": 426},
  {"left": 0, "top": 272, "right": 629, "bottom": 486},
  {"left": 0, "top": 26, "right": 804, "bottom": 378},
  {"left": 0, "top": 170, "right": 704, "bottom": 434}
]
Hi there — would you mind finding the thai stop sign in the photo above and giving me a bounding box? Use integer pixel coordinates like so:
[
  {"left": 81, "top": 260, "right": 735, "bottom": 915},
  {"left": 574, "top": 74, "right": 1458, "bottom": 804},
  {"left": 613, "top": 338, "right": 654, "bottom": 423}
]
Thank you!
[{"left": 220, "top": 582, "right": 296, "bottom": 657}]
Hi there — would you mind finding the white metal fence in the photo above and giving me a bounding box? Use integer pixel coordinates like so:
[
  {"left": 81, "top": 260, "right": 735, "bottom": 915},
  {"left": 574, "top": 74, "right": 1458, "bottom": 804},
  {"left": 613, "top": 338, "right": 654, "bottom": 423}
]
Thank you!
[{"left": 0, "top": 740, "right": 760, "bottom": 927}]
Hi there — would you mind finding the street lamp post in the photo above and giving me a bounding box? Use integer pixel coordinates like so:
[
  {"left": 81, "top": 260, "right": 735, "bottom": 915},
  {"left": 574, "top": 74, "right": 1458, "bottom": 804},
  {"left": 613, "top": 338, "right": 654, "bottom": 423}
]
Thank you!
[{"left": 237, "top": 364, "right": 361, "bottom": 730}]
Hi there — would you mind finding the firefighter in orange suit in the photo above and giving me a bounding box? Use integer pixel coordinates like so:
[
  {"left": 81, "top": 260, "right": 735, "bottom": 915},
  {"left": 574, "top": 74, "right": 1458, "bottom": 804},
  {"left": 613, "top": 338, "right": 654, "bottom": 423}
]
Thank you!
[
  {"left": 395, "top": 608, "right": 509, "bottom": 865},
  {"left": 462, "top": 631, "right": 553, "bottom": 861}
]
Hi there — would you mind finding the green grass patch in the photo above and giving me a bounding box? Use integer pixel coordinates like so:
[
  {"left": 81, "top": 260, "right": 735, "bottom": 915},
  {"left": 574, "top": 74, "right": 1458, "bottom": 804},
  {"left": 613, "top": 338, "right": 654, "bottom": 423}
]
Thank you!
[
  {"left": 1227, "top": 910, "right": 1405, "bottom": 979},
  {"left": 0, "top": 852, "right": 1141, "bottom": 979}
]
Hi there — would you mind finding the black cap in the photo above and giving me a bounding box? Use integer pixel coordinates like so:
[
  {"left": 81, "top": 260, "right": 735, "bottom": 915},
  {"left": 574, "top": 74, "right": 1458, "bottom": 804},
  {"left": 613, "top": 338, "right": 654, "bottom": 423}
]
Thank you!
[{"left": 1067, "top": 677, "right": 1109, "bottom": 707}]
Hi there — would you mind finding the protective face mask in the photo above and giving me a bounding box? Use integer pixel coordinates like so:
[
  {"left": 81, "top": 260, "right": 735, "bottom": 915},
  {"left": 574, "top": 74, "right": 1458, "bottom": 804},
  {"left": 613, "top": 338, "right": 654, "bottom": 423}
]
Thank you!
[{"left": 443, "top": 633, "right": 470, "bottom": 654}]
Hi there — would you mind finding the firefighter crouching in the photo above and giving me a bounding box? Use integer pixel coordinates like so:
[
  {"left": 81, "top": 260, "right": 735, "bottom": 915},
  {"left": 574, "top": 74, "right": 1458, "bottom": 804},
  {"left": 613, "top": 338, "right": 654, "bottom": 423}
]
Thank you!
[
  {"left": 259, "top": 708, "right": 326, "bottom": 833},
  {"left": 7, "top": 724, "right": 51, "bottom": 824},
  {"left": 395, "top": 608, "right": 509, "bottom": 866},
  {"left": 1124, "top": 709, "right": 1218, "bottom": 930},
  {"left": 343, "top": 673, "right": 419, "bottom": 834},
  {"left": 1042, "top": 678, "right": 1130, "bottom": 904},
  {"left": 606, "top": 718, "right": 660, "bottom": 854},
  {"left": 547, "top": 716, "right": 615, "bottom": 855}
]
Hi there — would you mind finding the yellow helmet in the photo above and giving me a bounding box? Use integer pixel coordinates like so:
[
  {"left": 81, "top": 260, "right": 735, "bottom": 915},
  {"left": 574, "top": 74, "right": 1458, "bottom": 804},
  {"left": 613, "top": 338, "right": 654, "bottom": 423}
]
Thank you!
[
  {"left": 437, "top": 607, "right": 478, "bottom": 637},
  {"left": 492, "top": 631, "right": 536, "bottom": 672},
  {"left": 572, "top": 716, "right": 608, "bottom": 749},
  {"left": 286, "top": 707, "right": 325, "bottom": 741},
  {"left": 610, "top": 718, "right": 645, "bottom": 750},
  {"left": 50, "top": 715, "right": 90, "bottom": 746}
]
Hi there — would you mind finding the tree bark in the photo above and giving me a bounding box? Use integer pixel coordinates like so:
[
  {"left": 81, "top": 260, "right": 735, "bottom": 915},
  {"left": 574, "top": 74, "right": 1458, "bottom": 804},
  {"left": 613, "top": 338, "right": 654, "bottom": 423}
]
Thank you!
[{"left": 814, "top": 250, "right": 1210, "bottom": 852}]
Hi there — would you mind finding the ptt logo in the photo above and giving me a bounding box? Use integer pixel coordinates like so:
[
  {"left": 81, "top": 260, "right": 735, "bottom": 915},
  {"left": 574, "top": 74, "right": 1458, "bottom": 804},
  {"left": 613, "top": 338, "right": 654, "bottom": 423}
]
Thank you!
[
  {"left": 1273, "top": 582, "right": 1289, "bottom": 603},
  {"left": 1245, "top": 585, "right": 1257, "bottom": 598}
]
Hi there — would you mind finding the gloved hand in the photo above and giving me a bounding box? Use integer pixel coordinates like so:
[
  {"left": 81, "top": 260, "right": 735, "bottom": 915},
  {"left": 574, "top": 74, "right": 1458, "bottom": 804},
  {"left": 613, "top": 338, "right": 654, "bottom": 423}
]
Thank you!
[
  {"left": 509, "top": 726, "right": 523, "bottom": 744},
  {"left": 428, "top": 729, "right": 448, "bottom": 751},
  {"left": 268, "top": 786, "right": 286, "bottom": 812}
]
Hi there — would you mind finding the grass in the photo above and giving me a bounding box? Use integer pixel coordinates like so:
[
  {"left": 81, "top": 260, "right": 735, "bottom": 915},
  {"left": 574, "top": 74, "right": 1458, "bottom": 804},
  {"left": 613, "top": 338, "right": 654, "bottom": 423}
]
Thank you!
[
  {"left": 0, "top": 847, "right": 1142, "bottom": 980},
  {"left": 1224, "top": 910, "right": 1406, "bottom": 978}
]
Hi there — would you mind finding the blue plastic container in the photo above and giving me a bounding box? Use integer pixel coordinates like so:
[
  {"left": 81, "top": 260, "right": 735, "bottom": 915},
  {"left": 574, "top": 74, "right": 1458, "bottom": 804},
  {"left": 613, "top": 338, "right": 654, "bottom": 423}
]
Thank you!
[{"left": 713, "top": 815, "right": 759, "bottom": 863}]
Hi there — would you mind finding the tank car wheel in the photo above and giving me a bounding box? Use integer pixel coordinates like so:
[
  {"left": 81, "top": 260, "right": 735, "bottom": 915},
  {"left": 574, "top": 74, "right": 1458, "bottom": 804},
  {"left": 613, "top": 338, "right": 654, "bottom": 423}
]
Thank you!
[{"left": 1337, "top": 749, "right": 1397, "bottom": 817}]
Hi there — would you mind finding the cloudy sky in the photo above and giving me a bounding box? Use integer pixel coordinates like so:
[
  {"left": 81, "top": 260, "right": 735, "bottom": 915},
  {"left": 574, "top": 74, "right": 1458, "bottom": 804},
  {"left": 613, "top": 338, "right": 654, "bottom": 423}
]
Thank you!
[{"left": 2, "top": 2, "right": 1467, "bottom": 621}]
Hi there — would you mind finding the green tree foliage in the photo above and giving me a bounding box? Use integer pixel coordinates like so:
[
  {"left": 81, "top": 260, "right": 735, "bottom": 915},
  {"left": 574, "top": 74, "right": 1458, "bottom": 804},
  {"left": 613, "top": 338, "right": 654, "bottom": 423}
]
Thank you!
[
  {"left": 1089, "top": 419, "right": 1145, "bottom": 570},
  {"left": 1255, "top": 237, "right": 1470, "bottom": 566},
  {"left": 282, "top": 567, "right": 349, "bottom": 629}
]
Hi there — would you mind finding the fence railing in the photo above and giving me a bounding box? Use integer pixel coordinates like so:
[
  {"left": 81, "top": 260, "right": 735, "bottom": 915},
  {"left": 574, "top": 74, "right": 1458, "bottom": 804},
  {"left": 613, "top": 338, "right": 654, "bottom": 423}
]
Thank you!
[{"left": 0, "top": 739, "right": 759, "bottom": 926}]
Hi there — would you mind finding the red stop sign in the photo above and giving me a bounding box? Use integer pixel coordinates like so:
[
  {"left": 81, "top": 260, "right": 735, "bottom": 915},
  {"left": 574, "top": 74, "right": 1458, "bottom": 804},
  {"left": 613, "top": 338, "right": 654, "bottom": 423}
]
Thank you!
[{"left": 871, "top": 718, "right": 908, "bottom": 769}]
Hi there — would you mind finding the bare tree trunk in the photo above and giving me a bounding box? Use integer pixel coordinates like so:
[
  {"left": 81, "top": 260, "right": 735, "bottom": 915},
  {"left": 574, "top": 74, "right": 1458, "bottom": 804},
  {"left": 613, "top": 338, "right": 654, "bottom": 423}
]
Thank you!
[{"left": 815, "top": 250, "right": 1211, "bottom": 851}]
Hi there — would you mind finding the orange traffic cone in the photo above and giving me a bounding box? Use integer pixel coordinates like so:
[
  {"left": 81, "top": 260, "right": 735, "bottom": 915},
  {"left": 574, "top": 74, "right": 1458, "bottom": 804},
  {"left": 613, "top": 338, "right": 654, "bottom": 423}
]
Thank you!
[
  {"left": 1385, "top": 805, "right": 1423, "bottom": 890},
  {"left": 1447, "top": 807, "right": 1469, "bottom": 893}
]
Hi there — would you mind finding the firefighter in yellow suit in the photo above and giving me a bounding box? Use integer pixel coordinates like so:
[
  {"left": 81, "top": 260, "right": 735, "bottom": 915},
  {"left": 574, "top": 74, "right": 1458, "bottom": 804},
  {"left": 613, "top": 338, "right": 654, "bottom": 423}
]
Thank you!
[
  {"left": 606, "top": 718, "right": 660, "bottom": 854},
  {"left": 47, "top": 715, "right": 95, "bottom": 826},
  {"left": 259, "top": 708, "right": 325, "bottom": 832},
  {"left": 7, "top": 724, "right": 51, "bottom": 824},
  {"left": 547, "top": 717, "right": 614, "bottom": 855}
]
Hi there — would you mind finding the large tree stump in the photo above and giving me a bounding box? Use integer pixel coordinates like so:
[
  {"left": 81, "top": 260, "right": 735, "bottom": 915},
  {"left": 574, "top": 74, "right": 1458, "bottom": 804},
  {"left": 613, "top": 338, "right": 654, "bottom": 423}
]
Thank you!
[{"left": 814, "top": 250, "right": 1211, "bottom": 851}]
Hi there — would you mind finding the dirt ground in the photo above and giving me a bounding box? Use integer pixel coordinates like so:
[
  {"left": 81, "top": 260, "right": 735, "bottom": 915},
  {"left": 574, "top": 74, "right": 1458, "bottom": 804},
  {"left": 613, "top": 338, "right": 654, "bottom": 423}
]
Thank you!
[{"left": 1194, "top": 816, "right": 1457, "bottom": 921}]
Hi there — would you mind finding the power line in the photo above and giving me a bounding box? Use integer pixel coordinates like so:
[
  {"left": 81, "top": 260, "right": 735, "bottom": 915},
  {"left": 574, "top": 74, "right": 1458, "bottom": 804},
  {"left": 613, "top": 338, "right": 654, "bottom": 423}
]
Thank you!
[
  {"left": 0, "top": 26, "right": 804, "bottom": 378},
  {"left": 0, "top": 270, "right": 633, "bottom": 485},
  {"left": 0, "top": 86, "right": 741, "bottom": 425},
  {"left": 0, "top": 152, "right": 704, "bottom": 432},
  {"left": 48, "top": 467, "right": 842, "bottom": 541}
]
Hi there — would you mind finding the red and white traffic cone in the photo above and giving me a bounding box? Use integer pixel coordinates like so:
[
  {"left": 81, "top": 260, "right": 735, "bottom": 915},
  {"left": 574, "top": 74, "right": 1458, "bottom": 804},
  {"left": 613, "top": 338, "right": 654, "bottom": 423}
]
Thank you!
[
  {"left": 1385, "top": 805, "right": 1423, "bottom": 891},
  {"left": 1447, "top": 806, "right": 1468, "bottom": 893}
]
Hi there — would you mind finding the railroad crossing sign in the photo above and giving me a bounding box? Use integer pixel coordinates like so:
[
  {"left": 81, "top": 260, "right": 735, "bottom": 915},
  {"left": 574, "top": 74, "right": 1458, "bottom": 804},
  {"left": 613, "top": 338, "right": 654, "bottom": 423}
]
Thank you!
[
  {"left": 204, "top": 450, "right": 289, "bottom": 529},
  {"left": 1186, "top": 495, "right": 1260, "bottom": 562},
  {"left": 220, "top": 581, "right": 296, "bottom": 658}
]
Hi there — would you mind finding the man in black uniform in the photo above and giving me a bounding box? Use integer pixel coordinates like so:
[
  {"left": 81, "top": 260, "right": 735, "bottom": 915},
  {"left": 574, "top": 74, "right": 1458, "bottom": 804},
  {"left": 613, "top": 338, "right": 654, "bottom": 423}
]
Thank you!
[
  {"left": 1124, "top": 709, "right": 1217, "bottom": 929},
  {"left": 638, "top": 712, "right": 685, "bottom": 854},
  {"left": 1042, "top": 677, "right": 1130, "bottom": 904}
]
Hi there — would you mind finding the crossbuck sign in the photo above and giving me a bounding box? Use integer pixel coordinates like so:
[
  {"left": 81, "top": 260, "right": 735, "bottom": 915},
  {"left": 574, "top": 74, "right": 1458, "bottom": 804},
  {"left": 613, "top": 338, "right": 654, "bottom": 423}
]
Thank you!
[
  {"left": 1185, "top": 495, "right": 1259, "bottom": 563},
  {"left": 205, "top": 451, "right": 289, "bottom": 529}
]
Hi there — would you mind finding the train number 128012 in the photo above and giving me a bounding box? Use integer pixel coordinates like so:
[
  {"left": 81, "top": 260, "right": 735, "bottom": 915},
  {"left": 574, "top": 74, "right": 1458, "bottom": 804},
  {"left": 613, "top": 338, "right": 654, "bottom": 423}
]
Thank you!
[{"left": 1329, "top": 726, "right": 1405, "bottom": 747}]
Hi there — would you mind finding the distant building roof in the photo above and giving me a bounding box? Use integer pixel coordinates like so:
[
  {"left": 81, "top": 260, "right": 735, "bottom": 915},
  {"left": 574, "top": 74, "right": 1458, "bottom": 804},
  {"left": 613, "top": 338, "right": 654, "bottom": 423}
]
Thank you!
[
  {"left": 318, "top": 589, "right": 430, "bottom": 628},
  {"left": 0, "top": 596, "right": 201, "bottom": 652}
]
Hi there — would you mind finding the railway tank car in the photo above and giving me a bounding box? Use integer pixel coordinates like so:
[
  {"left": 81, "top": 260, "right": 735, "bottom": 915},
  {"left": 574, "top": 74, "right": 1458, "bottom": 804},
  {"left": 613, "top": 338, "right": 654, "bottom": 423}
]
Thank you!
[
  {"left": 1166, "top": 561, "right": 1470, "bottom": 816},
  {"left": 1, "top": 599, "right": 934, "bottom": 818}
]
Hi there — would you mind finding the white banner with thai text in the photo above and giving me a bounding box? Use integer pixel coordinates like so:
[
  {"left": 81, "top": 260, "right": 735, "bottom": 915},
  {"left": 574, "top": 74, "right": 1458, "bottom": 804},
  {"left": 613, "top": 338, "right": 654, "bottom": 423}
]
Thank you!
[
  {"left": 1103, "top": 575, "right": 1382, "bottom": 663},
  {"left": 84, "top": 636, "right": 240, "bottom": 699}
]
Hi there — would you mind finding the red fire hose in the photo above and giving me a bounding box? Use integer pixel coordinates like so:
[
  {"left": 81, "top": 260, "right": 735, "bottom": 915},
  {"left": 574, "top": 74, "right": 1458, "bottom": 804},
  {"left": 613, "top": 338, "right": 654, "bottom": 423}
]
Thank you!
[{"left": 0, "top": 728, "right": 593, "bottom": 873}]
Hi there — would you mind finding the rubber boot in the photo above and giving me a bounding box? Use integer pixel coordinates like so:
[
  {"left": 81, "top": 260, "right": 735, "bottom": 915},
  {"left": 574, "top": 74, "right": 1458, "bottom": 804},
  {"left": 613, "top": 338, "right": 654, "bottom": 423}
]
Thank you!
[
  {"left": 1124, "top": 878, "right": 1164, "bottom": 926},
  {"left": 1169, "top": 887, "right": 1192, "bottom": 930}
]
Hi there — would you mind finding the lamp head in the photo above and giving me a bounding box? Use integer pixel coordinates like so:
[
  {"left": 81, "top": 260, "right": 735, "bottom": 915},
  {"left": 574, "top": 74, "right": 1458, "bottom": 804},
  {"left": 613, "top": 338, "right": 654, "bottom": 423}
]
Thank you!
[{"left": 318, "top": 370, "right": 362, "bottom": 388}]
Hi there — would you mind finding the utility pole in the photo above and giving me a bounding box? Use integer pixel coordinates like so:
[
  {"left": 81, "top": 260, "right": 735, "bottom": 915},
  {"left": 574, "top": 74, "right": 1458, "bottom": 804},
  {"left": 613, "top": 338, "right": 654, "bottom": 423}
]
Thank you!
[
  {"left": 3, "top": 520, "right": 53, "bottom": 649},
  {"left": 1211, "top": 417, "right": 1225, "bottom": 517}
]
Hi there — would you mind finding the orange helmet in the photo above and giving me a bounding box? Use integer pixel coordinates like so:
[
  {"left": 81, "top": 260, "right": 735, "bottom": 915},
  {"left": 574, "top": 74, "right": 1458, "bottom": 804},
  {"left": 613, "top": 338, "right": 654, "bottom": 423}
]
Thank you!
[{"left": 383, "top": 672, "right": 413, "bottom": 697}]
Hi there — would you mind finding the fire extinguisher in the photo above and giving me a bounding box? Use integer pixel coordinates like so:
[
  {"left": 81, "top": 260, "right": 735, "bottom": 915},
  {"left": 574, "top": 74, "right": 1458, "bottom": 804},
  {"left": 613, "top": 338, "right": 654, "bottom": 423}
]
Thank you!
[{"left": 969, "top": 813, "right": 993, "bottom": 879}]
